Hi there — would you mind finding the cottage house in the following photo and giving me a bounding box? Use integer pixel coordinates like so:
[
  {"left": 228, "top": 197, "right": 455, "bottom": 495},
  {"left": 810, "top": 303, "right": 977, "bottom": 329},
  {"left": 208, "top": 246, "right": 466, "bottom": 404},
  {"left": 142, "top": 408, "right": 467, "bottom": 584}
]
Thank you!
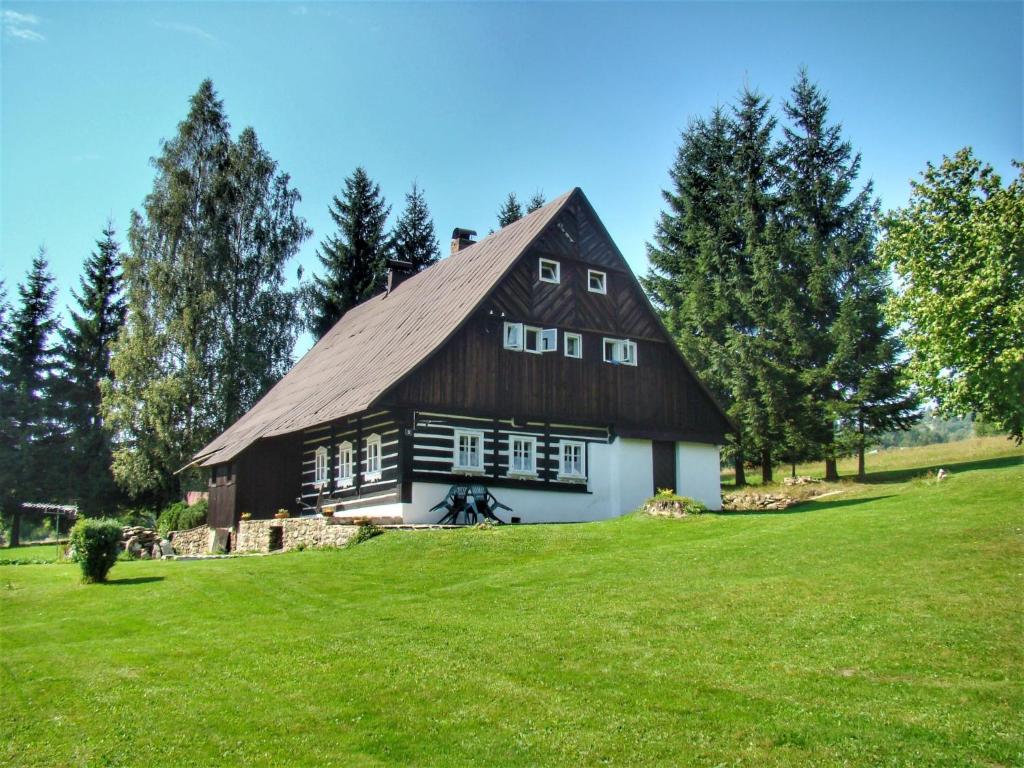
[{"left": 193, "top": 188, "right": 733, "bottom": 526}]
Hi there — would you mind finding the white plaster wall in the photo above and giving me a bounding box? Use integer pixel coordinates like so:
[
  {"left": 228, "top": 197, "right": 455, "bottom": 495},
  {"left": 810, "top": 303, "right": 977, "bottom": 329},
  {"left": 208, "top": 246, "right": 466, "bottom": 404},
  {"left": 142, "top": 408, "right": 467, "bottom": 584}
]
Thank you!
[
  {"left": 676, "top": 441, "right": 722, "bottom": 510},
  {"left": 401, "top": 437, "right": 655, "bottom": 524}
]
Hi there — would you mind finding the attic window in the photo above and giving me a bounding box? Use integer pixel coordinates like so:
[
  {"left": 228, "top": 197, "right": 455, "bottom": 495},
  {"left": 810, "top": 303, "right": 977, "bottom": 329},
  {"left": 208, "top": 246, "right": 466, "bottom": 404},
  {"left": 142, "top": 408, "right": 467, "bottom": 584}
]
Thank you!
[
  {"left": 540, "top": 328, "right": 557, "bottom": 352},
  {"left": 503, "top": 322, "right": 523, "bottom": 351},
  {"left": 524, "top": 326, "right": 542, "bottom": 354},
  {"left": 603, "top": 338, "right": 637, "bottom": 366},
  {"left": 564, "top": 332, "right": 582, "bottom": 359},
  {"left": 539, "top": 258, "right": 560, "bottom": 284},
  {"left": 314, "top": 446, "right": 328, "bottom": 488},
  {"left": 588, "top": 270, "right": 607, "bottom": 294}
]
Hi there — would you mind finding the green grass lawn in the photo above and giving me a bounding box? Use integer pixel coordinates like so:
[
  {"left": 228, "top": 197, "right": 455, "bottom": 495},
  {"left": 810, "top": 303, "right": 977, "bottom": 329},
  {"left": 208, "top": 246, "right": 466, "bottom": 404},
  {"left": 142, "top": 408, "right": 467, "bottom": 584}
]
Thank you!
[{"left": 2, "top": 441, "right": 1022, "bottom": 767}]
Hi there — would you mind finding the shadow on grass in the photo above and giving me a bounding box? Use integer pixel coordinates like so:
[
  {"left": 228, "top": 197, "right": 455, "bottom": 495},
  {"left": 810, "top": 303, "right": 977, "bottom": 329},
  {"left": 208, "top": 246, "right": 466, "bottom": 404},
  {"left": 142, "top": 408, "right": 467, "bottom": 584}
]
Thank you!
[
  {"left": 859, "top": 454, "right": 1022, "bottom": 485},
  {"left": 712, "top": 495, "right": 895, "bottom": 517},
  {"left": 103, "top": 576, "right": 165, "bottom": 586}
]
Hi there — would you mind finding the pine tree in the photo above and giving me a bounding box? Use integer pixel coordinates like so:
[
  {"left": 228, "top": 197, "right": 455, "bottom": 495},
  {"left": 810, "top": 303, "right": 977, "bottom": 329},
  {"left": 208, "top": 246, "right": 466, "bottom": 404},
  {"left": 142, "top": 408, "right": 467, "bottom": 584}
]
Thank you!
[
  {"left": 391, "top": 182, "right": 440, "bottom": 272},
  {"left": 1, "top": 252, "right": 64, "bottom": 544},
  {"left": 526, "top": 191, "right": 546, "bottom": 213},
  {"left": 58, "top": 224, "right": 126, "bottom": 516},
  {"left": 497, "top": 193, "right": 524, "bottom": 227},
  {"left": 779, "top": 69, "right": 880, "bottom": 480},
  {"left": 103, "top": 80, "right": 309, "bottom": 505},
  {"left": 0, "top": 280, "right": 15, "bottom": 542},
  {"left": 308, "top": 167, "right": 391, "bottom": 339}
]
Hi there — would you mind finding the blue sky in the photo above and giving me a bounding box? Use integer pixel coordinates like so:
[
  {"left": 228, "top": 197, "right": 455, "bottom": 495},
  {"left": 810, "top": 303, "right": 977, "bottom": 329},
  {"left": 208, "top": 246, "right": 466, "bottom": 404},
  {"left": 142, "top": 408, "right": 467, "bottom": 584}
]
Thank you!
[{"left": 2, "top": 1, "right": 1021, "bottom": 352}]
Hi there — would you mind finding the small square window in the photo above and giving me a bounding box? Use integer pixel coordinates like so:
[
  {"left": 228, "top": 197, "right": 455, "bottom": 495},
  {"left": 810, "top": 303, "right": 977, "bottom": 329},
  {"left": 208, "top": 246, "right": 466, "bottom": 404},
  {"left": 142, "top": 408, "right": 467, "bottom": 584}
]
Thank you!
[
  {"left": 454, "top": 430, "right": 485, "bottom": 473},
  {"left": 540, "top": 328, "right": 558, "bottom": 352},
  {"left": 539, "top": 258, "right": 560, "bottom": 284},
  {"left": 559, "top": 441, "right": 586, "bottom": 479},
  {"left": 564, "top": 333, "right": 582, "bottom": 359},
  {"left": 524, "top": 326, "right": 542, "bottom": 354},
  {"left": 588, "top": 270, "right": 607, "bottom": 294},
  {"left": 503, "top": 322, "right": 523, "bottom": 351},
  {"left": 603, "top": 338, "right": 638, "bottom": 366},
  {"left": 509, "top": 435, "right": 538, "bottom": 476}
]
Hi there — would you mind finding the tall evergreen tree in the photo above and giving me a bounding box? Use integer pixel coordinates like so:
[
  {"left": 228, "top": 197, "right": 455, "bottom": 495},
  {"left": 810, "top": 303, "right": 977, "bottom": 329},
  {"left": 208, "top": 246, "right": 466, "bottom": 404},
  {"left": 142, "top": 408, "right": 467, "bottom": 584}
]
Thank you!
[
  {"left": 308, "top": 167, "right": 391, "bottom": 339},
  {"left": 526, "top": 191, "right": 546, "bottom": 213},
  {"left": 0, "top": 280, "right": 15, "bottom": 542},
  {"left": 779, "top": 69, "right": 880, "bottom": 480},
  {"left": 103, "top": 80, "right": 309, "bottom": 505},
  {"left": 497, "top": 192, "right": 524, "bottom": 227},
  {"left": 391, "top": 182, "right": 440, "bottom": 272},
  {"left": 1, "top": 252, "right": 64, "bottom": 544},
  {"left": 59, "top": 224, "right": 126, "bottom": 516}
]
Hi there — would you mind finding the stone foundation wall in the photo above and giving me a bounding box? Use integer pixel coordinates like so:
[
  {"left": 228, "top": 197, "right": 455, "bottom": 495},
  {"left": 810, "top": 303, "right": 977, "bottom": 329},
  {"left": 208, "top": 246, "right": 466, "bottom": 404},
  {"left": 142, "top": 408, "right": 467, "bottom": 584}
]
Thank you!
[
  {"left": 170, "top": 525, "right": 211, "bottom": 555},
  {"left": 235, "top": 516, "right": 360, "bottom": 554}
]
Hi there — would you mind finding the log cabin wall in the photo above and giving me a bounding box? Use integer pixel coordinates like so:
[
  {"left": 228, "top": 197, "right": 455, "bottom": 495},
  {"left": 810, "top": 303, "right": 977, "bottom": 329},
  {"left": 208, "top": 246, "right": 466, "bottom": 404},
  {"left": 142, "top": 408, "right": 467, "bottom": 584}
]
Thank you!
[
  {"left": 382, "top": 197, "right": 730, "bottom": 443},
  {"left": 235, "top": 432, "right": 303, "bottom": 519}
]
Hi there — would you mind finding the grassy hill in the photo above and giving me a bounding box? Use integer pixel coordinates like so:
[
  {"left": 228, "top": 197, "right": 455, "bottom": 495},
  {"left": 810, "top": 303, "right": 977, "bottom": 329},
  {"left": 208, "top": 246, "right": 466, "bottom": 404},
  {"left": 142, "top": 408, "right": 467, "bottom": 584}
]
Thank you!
[{"left": 2, "top": 439, "right": 1021, "bottom": 767}]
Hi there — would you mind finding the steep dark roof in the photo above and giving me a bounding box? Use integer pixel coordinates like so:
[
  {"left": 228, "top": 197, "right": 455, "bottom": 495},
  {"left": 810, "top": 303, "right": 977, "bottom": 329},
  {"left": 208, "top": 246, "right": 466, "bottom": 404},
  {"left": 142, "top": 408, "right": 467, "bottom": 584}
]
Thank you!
[{"left": 194, "top": 189, "right": 576, "bottom": 467}]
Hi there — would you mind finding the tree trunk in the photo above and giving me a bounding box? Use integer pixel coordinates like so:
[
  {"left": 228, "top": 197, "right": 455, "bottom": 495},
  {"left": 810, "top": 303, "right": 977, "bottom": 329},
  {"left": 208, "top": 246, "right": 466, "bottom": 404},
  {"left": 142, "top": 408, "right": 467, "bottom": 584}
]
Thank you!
[
  {"left": 824, "top": 457, "right": 839, "bottom": 482},
  {"left": 857, "top": 443, "right": 866, "bottom": 481},
  {"left": 791, "top": 462, "right": 797, "bottom": 478},
  {"left": 761, "top": 450, "right": 773, "bottom": 484},
  {"left": 734, "top": 454, "right": 746, "bottom": 488},
  {"left": 9, "top": 512, "right": 21, "bottom": 548}
]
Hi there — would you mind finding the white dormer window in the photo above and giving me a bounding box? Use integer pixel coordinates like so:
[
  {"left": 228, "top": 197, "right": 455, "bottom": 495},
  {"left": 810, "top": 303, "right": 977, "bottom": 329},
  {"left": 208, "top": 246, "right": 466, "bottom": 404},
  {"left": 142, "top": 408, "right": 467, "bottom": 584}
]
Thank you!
[
  {"left": 587, "top": 270, "right": 607, "bottom": 294},
  {"left": 559, "top": 441, "right": 586, "bottom": 480},
  {"left": 337, "top": 441, "right": 354, "bottom": 487},
  {"left": 564, "top": 332, "right": 582, "bottom": 359},
  {"left": 453, "top": 429, "right": 485, "bottom": 473},
  {"left": 364, "top": 433, "right": 382, "bottom": 481},
  {"left": 539, "top": 258, "right": 560, "bottom": 284},
  {"left": 524, "top": 326, "right": 543, "bottom": 354},
  {"left": 503, "top": 322, "right": 523, "bottom": 351},
  {"left": 509, "top": 434, "right": 538, "bottom": 476},
  {"left": 603, "top": 338, "right": 638, "bottom": 366},
  {"left": 314, "top": 446, "right": 328, "bottom": 488}
]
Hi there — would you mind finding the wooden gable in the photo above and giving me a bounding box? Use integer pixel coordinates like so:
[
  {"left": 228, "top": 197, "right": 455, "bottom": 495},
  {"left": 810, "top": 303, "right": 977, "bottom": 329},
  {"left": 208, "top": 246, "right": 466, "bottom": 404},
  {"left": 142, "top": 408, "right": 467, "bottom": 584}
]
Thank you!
[{"left": 380, "top": 189, "right": 731, "bottom": 443}]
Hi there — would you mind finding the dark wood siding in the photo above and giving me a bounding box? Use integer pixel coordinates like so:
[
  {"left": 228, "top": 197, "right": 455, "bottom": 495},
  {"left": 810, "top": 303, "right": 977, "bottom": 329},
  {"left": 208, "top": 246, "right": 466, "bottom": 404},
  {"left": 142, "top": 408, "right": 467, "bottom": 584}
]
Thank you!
[{"left": 652, "top": 441, "right": 677, "bottom": 495}]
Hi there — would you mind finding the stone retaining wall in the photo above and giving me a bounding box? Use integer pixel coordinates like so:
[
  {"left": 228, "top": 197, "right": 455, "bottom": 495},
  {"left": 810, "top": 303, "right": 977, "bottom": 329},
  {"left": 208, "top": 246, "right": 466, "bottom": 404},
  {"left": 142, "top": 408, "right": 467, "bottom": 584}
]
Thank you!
[
  {"left": 170, "top": 525, "right": 211, "bottom": 555},
  {"left": 235, "top": 516, "right": 360, "bottom": 554}
]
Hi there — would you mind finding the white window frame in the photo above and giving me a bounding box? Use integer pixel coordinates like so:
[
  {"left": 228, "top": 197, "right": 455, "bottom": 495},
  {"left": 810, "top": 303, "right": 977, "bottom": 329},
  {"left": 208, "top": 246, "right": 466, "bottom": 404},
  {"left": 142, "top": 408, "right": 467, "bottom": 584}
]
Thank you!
[
  {"left": 453, "top": 429, "right": 485, "bottom": 474},
  {"left": 602, "top": 337, "right": 638, "bottom": 366},
  {"left": 587, "top": 269, "right": 607, "bottom": 295},
  {"left": 503, "top": 322, "right": 523, "bottom": 351},
  {"left": 337, "top": 441, "right": 354, "bottom": 488},
  {"left": 523, "top": 326, "right": 543, "bottom": 354},
  {"left": 564, "top": 332, "right": 582, "bottom": 359},
  {"left": 540, "top": 328, "right": 558, "bottom": 352},
  {"left": 538, "top": 258, "right": 560, "bottom": 284},
  {"left": 363, "top": 433, "right": 382, "bottom": 481},
  {"left": 314, "top": 446, "right": 329, "bottom": 488},
  {"left": 508, "top": 434, "right": 538, "bottom": 477},
  {"left": 558, "top": 440, "right": 587, "bottom": 480}
]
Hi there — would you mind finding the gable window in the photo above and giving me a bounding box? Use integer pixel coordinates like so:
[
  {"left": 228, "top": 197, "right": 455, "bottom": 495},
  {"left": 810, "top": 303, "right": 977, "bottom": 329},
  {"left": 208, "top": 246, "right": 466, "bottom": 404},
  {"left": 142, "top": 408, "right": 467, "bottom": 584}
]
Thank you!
[
  {"left": 603, "top": 338, "right": 638, "bottom": 366},
  {"left": 337, "top": 441, "right": 354, "bottom": 488},
  {"left": 541, "top": 328, "right": 558, "bottom": 352},
  {"left": 524, "top": 326, "right": 542, "bottom": 354},
  {"left": 587, "top": 270, "right": 607, "bottom": 294},
  {"left": 559, "top": 441, "right": 586, "bottom": 479},
  {"left": 364, "top": 433, "right": 382, "bottom": 481},
  {"left": 509, "top": 434, "right": 538, "bottom": 476},
  {"left": 564, "top": 332, "right": 582, "bottom": 359},
  {"left": 453, "top": 429, "right": 485, "bottom": 473},
  {"left": 539, "top": 258, "right": 560, "bottom": 284},
  {"left": 314, "top": 446, "right": 328, "bottom": 488},
  {"left": 503, "top": 322, "right": 523, "bottom": 351}
]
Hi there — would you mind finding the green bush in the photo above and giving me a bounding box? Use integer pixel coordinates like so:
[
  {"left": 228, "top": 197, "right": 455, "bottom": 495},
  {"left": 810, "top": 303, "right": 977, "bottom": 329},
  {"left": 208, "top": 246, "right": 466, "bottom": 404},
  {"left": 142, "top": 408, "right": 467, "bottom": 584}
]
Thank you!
[
  {"left": 69, "top": 518, "right": 123, "bottom": 583},
  {"left": 348, "top": 522, "right": 383, "bottom": 547},
  {"left": 156, "top": 499, "right": 209, "bottom": 536}
]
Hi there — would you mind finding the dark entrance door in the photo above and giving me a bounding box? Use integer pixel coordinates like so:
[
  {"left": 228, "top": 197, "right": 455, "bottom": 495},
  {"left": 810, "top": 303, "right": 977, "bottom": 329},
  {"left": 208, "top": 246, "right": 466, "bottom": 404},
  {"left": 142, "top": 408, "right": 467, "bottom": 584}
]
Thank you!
[{"left": 652, "top": 441, "right": 677, "bottom": 494}]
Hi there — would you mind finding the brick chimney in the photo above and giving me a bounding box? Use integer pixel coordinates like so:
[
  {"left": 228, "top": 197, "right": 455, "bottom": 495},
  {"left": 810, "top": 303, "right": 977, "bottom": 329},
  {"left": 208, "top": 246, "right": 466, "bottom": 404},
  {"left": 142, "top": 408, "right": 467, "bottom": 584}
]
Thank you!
[{"left": 450, "top": 228, "right": 477, "bottom": 255}]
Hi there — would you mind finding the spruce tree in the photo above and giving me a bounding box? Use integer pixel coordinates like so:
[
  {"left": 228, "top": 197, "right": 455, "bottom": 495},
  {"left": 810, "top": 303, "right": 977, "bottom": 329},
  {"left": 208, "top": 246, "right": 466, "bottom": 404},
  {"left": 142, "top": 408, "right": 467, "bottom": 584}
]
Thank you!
[
  {"left": 1, "top": 252, "right": 64, "bottom": 544},
  {"left": 779, "top": 69, "right": 880, "bottom": 480},
  {"left": 391, "top": 182, "right": 441, "bottom": 272},
  {"left": 497, "top": 193, "right": 524, "bottom": 227},
  {"left": 309, "top": 167, "right": 391, "bottom": 339},
  {"left": 0, "top": 281, "right": 15, "bottom": 541},
  {"left": 59, "top": 224, "right": 126, "bottom": 516},
  {"left": 526, "top": 191, "right": 546, "bottom": 213},
  {"left": 103, "top": 80, "right": 308, "bottom": 505}
]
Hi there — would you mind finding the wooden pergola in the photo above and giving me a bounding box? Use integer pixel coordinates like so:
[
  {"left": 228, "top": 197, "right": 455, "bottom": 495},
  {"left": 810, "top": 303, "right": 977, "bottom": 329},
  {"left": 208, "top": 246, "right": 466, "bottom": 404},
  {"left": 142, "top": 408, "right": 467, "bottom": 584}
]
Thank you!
[{"left": 6, "top": 502, "right": 79, "bottom": 551}]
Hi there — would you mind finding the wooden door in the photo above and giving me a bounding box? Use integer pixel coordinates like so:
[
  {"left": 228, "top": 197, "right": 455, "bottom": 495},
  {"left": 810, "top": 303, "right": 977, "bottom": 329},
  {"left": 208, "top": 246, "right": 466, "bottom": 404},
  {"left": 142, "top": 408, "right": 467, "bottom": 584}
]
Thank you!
[{"left": 652, "top": 441, "right": 676, "bottom": 495}]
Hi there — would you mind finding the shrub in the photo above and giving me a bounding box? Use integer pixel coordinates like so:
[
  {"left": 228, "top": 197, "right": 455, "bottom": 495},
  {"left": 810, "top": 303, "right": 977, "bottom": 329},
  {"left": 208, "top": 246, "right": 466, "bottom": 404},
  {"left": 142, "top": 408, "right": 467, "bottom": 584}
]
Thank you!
[
  {"left": 645, "top": 491, "right": 708, "bottom": 516},
  {"left": 348, "top": 521, "right": 383, "bottom": 547},
  {"left": 156, "top": 499, "right": 208, "bottom": 536},
  {"left": 69, "top": 518, "right": 123, "bottom": 583}
]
